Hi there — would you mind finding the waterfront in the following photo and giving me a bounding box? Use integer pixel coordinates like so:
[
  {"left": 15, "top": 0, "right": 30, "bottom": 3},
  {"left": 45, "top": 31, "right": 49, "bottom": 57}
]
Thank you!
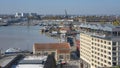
[{"left": 0, "top": 26, "right": 58, "bottom": 52}]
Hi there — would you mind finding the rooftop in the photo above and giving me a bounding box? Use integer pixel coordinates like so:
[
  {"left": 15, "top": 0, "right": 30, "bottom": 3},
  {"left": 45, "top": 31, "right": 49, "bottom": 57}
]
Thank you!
[
  {"left": 18, "top": 56, "right": 47, "bottom": 64},
  {"left": 80, "top": 23, "right": 120, "bottom": 39},
  {"left": 14, "top": 56, "right": 47, "bottom": 68},
  {"left": 80, "top": 23, "right": 120, "bottom": 31},
  {"left": 34, "top": 42, "right": 70, "bottom": 53},
  {"left": 0, "top": 55, "right": 17, "bottom": 67}
]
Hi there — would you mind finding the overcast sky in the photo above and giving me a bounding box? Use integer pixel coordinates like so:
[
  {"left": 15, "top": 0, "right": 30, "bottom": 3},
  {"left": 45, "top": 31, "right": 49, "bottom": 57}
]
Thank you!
[{"left": 0, "top": 0, "right": 120, "bottom": 15}]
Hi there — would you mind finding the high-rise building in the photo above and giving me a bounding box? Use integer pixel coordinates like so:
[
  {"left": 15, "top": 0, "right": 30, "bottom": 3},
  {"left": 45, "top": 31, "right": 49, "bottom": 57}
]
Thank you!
[{"left": 80, "top": 23, "right": 120, "bottom": 68}]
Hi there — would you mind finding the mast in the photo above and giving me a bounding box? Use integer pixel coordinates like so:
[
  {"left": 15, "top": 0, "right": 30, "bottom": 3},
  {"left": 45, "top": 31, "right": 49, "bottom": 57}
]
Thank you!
[{"left": 65, "top": 9, "right": 68, "bottom": 19}]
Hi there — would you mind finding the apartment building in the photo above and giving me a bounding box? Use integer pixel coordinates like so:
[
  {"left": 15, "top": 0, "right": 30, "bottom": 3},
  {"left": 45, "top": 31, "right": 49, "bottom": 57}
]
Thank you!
[
  {"left": 33, "top": 42, "right": 70, "bottom": 63},
  {"left": 80, "top": 23, "right": 120, "bottom": 68}
]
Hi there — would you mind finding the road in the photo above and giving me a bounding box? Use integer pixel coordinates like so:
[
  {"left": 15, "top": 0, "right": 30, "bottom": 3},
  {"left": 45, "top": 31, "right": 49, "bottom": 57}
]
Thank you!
[{"left": 62, "top": 60, "right": 81, "bottom": 68}]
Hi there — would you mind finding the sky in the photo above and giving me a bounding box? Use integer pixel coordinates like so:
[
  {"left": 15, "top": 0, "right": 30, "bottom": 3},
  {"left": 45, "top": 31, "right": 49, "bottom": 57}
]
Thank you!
[{"left": 0, "top": 0, "right": 120, "bottom": 15}]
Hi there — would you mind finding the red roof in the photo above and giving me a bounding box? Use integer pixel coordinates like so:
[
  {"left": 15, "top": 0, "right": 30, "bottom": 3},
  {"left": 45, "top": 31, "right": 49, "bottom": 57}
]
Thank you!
[{"left": 34, "top": 42, "right": 70, "bottom": 54}]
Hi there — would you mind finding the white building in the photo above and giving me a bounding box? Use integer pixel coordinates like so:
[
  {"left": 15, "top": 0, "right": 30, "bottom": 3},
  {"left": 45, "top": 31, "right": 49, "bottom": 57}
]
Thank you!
[
  {"left": 15, "top": 13, "right": 23, "bottom": 17},
  {"left": 80, "top": 23, "right": 120, "bottom": 68},
  {"left": 15, "top": 13, "right": 33, "bottom": 18}
]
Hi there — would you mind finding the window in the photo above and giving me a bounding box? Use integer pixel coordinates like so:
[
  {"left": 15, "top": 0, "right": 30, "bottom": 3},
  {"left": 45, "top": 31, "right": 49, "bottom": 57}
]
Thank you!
[
  {"left": 108, "top": 52, "right": 111, "bottom": 55},
  {"left": 112, "top": 47, "right": 116, "bottom": 50},
  {"left": 113, "top": 52, "right": 116, "bottom": 55},
  {"left": 113, "top": 57, "right": 116, "bottom": 61},
  {"left": 104, "top": 41, "right": 106, "bottom": 44},
  {"left": 108, "top": 57, "right": 111, "bottom": 60},
  {"left": 95, "top": 60, "right": 96, "bottom": 63},
  {"left": 112, "top": 42, "right": 116, "bottom": 45},
  {"left": 113, "top": 62, "right": 116, "bottom": 66},
  {"left": 118, "top": 32, "right": 120, "bottom": 36},
  {"left": 98, "top": 39, "right": 99, "bottom": 42},
  {"left": 98, "top": 48, "right": 100, "bottom": 51},
  {"left": 104, "top": 50, "right": 106, "bottom": 53},
  {"left": 98, "top": 62, "right": 100, "bottom": 64},
  {"left": 92, "top": 38, "right": 94, "bottom": 40},
  {"left": 101, "top": 49, "right": 103, "bottom": 52},
  {"left": 108, "top": 62, "right": 111, "bottom": 65},
  {"left": 101, "top": 59, "right": 103, "bottom": 61},
  {"left": 95, "top": 52, "right": 97, "bottom": 54},
  {"left": 108, "top": 42, "right": 111, "bottom": 45},
  {"left": 104, "top": 55, "right": 106, "bottom": 58},
  {"left": 98, "top": 44, "right": 100, "bottom": 46},
  {"left": 101, "top": 40, "right": 103, "bottom": 43},
  {"left": 104, "top": 60, "right": 106, "bottom": 63},
  {"left": 98, "top": 57, "right": 100, "bottom": 60},
  {"left": 92, "top": 63, "right": 94, "bottom": 65},
  {"left": 108, "top": 47, "right": 111, "bottom": 50},
  {"left": 98, "top": 53, "right": 100, "bottom": 55},
  {"left": 101, "top": 54, "right": 103, "bottom": 57},
  {"left": 104, "top": 46, "right": 106, "bottom": 48},
  {"left": 95, "top": 43, "right": 96, "bottom": 45},
  {"left": 95, "top": 65, "right": 97, "bottom": 67},
  {"left": 113, "top": 32, "right": 117, "bottom": 36},
  {"left": 95, "top": 56, "right": 96, "bottom": 58},
  {"left": 101, "top": 63, "right": 103, "bottom": 66},
  {"left": 59, "top": 55, "right": 63, "bottom": 59}
]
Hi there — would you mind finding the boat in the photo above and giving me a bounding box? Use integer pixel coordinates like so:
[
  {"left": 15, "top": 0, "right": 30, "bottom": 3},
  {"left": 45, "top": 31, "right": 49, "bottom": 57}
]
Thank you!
[{"left": 5, "top": 48, "right": 21, "bottom": 54}]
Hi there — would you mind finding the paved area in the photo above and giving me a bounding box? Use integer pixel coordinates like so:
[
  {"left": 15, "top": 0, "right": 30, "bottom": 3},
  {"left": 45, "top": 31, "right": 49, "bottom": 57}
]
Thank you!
[{"left": 0, "top": 55, "right": 17, "bottom": 67}]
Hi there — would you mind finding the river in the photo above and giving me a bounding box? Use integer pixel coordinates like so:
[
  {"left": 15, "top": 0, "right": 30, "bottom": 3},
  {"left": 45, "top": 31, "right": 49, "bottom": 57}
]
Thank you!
[{"left": 0, "top": 26, "right": 58, "bottom": 52}]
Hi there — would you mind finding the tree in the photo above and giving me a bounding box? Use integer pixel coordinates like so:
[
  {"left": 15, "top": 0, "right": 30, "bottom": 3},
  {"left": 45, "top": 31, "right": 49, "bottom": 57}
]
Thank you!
[{"left": 112, "top": 20, "right": 120, "bottom": 26}]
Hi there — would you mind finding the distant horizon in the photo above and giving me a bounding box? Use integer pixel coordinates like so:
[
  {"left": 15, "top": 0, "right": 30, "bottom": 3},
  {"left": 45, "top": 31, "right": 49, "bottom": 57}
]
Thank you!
[
  {"left": 0, "top": 12, "right": 120, "bottom": 16},
  {"left": 0, "top": 0, "right": 120, "bottom": 15}
]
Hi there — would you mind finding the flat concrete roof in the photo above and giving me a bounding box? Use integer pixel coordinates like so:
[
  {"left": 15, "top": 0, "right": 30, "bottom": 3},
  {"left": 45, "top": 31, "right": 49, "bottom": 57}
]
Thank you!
[
  {"left": 0, "top": 55, "right": 17, "bottom": 67},
  {"left": 13, "top": 56, "right": 47, "bottom": 68}
]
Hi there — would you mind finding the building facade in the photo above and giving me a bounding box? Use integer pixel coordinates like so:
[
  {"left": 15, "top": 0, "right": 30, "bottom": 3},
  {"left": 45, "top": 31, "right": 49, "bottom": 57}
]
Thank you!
[
  {"left": 80, "top": 23, "right": 120, "bottom": 68},
  {"left": 33, "top": 43, "right": 70, "bottom": 63}
]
